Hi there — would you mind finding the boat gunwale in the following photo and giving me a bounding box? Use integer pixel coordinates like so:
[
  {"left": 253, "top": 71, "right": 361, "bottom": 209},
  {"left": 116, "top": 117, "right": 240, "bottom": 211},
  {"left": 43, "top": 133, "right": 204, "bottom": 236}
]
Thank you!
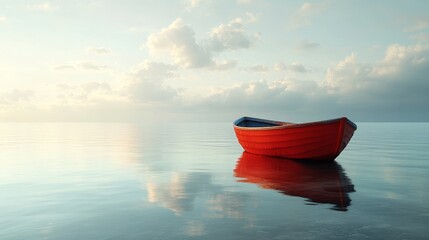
[{"left": 233, "top": 116, "right": 357, "bottom": 131}]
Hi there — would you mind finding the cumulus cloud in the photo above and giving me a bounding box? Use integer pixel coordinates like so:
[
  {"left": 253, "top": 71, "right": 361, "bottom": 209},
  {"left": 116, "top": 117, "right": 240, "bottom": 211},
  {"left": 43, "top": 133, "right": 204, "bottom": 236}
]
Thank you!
[
  {"left": 147, "top": 18, "right": 213, "bottom": 68},
  {"left": 146, "top": 16, "right": 257, "bottom": 69},
  {"left": 208, "top": 16, "right": 258, "bottom": 52},
  {"left": 325, "top": 44, "right": 429, "bottom": 94},
  {"left": 374, "top": 44, "right": 429, "bottom": 75},
  {"left": 322, "top": 43, "right": 429, "bottom": 117},
  {"left": 180, "top": 42, "right": 429, "bottom": 121},
  {"left": 323, "top": 53, "right": 370, "bottom": 92},
  {"left": 196, "top": 79, "right": 307, "bottom": 111},
  {"left": 126, "top": 61, "right": 178, "bottom": 103}
]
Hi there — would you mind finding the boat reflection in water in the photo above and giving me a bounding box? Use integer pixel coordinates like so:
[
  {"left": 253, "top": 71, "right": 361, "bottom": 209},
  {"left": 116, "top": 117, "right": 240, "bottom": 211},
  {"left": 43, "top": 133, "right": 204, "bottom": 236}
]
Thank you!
[{"left": 234, "top": 152, "right": 355, "bottom": 211}]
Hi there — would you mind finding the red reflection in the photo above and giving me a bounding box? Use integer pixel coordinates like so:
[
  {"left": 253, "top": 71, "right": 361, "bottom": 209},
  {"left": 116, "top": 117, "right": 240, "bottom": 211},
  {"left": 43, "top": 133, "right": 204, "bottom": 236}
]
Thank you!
[{"left": 234, "top": 152, "right": 355, "bottom": 211}]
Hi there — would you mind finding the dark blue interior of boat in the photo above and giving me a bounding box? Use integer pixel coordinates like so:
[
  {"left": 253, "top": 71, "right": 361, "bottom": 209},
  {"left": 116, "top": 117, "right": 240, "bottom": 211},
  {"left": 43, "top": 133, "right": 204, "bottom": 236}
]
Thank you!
[{"left": 236, "top": 119, "right": 279, "bottom": 127}]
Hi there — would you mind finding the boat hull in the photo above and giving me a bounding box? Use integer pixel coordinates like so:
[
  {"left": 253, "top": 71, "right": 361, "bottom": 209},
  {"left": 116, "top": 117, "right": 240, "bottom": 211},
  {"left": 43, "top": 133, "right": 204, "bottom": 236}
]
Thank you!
[{"left": 233, "top": 117, "right": 357, "bottom": 161}]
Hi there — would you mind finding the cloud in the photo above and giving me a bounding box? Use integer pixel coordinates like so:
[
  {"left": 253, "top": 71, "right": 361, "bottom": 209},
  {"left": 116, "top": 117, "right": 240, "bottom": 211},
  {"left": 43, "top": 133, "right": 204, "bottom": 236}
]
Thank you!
[
  {"left": 296, "top": 40, "right": 320, "bottom": 50},
  {"left": 209, "top": 60, "right": 237, "bottom": 71},
  {"left": 86, "top": 47, "right": 111, "bottom": 55},
  {"left": 27, "top": 2, "right": 58, "bottom": 12},
  {"left": 323, "top": 53, "right": 368, "bottom": 92},
  {"left": 180, "top": 42, "right": 429, "bottom": 121},
  {"left": 55, "top": 82, "right": 116, "bottom": 105},
  {"left": 147, "top": 18, "right": 213, "bottom": 68},
  {"left": 274, "top": 62, "right": 310, "bottom": 73},
  {"left": 77, "top": 61, "right": 109, "bottom": 71},
  {"left": 411, "top": 33, "right": 429, "bottom": 43},
  {"left": 208, "top": 16, "right": 258, "bottom": 52},
  {"left": 125, "top": 61, "right": 179, "bottom": 103},
  {"left": 195, "top": 79, "right": 308, "bottom": 111},
  {"left": 324, "top": 44, "right": 429, "bottom": 93},
  {"left": 0, "top": 89, "right": 34, "bottom": 105},
  {"left": 289, "top": 1, "right": 328, "bottom": 28},
  {"left": 406, "top": 19, "right": 429, "bottom": 32},
  {"left": 288, "top": 62, "right": 309, "bottom": 73},
  {"left": 184, "top": 0, "right": 210, "bottom": 11},
  {"left": 248, "top": 64, "right": 269, "bottom": 72},
  {"left": 322, "top": 43, "right": 429, "bottom": 118},
  {"left": 146, "top": 16, "right": 257, "bottom": 69},
  {"left": 0, "top": 16, "right": 6, "bottom": 23},
  {"left": 52, "top": 61, "right": 109, "bottom": 71}
]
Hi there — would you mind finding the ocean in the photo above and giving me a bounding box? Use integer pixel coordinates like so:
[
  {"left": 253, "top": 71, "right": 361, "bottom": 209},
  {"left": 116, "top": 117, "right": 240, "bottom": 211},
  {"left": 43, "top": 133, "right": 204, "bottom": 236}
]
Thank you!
[{"left": 1, "top": 122, "right": 428, "bottom": 239}]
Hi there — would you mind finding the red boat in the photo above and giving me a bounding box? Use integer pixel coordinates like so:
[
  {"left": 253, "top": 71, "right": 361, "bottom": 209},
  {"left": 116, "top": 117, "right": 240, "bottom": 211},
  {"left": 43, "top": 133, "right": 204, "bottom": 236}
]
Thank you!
[
  {"left": 233, "top": 116, "right": 357, "bottom": 161},
  {"left": 234, "top": 152, "right": 355, "bottom": 211}
]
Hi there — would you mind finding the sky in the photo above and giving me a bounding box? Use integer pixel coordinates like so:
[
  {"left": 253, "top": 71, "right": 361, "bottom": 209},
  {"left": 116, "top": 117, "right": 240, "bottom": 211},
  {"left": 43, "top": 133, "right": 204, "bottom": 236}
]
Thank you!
[{"left": 1, "top": 0, "right": 429, "bottom": 122}]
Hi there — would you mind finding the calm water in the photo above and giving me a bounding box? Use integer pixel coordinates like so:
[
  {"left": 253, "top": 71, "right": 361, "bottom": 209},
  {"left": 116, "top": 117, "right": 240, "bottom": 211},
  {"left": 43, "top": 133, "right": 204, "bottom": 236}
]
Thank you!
[{"left": 0, "top": 122, "right": 428, "bottom": 239}]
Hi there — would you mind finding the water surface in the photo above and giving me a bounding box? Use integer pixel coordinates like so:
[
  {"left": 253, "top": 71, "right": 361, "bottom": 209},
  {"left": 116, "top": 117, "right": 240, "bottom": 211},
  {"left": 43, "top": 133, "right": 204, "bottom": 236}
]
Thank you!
[{"left": 0, "top": 122, "right": 428, "bottom": 239}]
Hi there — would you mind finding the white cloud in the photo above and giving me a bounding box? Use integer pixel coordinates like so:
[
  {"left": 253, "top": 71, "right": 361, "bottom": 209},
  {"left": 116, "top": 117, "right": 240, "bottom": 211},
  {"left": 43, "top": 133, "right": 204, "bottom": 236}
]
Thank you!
[
  {"left": 274, "top": 62, "right": 309, "bottom": 73},
  {"left": 288, "top": 62, "right": 309, "bottom": 73},
  {"left": 248, "top": 64, "right": 269, "bottom": 72},
  {"left": 324, "top": 53, "right": 372, "bottom": 92},
  {"left": 52, "top": 61, "right": 109, "bottom": 71},
  {"left": 322, "top": 43, "right": 429, "bottom": 113},
  {"left": 0, "top": 16, "right": 6, "bottom": 23},
  {"left": 185, "top": 0, "right": 210, "bottom": 11},
  {"left": 0, "top": 89, "right": 34, "bottom": 105},
  {"left": 147, "top": 18, "right": 213, "bottom": 68},
  {"left": 244, "top": 12, "right": 258, "bottom": 24},
  {"left": 374, "top": 44, "right": 428, "bottom": 75},
  {"left": 145, "top": 16, "right": 257, "bottom": 69},
  {"left": 209, "top": 16, "right": 257, "bottom": 52},
  {"left": 55, "top": 82, "right": 116, "bottom": 105},
  {"left": 78, "top": 61, "right": 109, "bottom": 71},
  {"left": 209, "top": 60, "right": 237, "bottom": 71},
  {"left": 27, "top": 2, "right": 57, "bottom": 12},
  {"left": 197, "top": 79, "right": 300, "bottom": 110},
  {"left": 273, "top": 62, "right": 286, "bottom": 71},
  {"left": 125, "top": 61, "right": 178, "bottom": 103},
  {"left": 87, "top": 47, "right": 111, "bottom": 55},
  {"left": 4, "top": 42, "right": 429, "bottom": 121},
  {"left": 183, "top": 42, "right": 429, "bottom": 120}
]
